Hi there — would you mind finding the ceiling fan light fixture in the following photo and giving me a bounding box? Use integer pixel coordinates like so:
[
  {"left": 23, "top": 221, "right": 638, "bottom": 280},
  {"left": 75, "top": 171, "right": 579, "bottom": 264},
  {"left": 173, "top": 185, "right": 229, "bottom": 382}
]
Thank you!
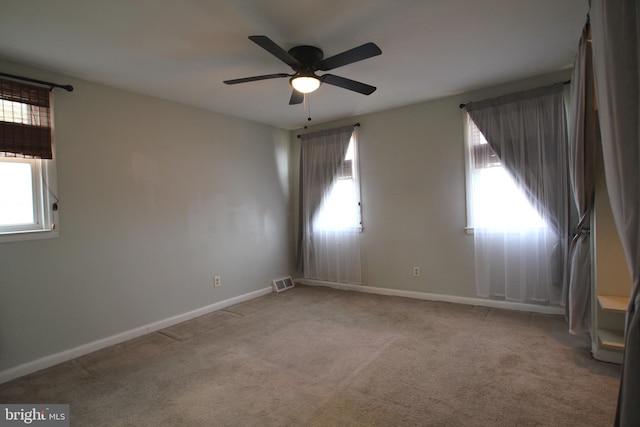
[
  {"left": 290, "top": 76, "right": 320, "bottom": 93},
  {"left": 225, "top": 36, "right": 382, "bottom": 105}
]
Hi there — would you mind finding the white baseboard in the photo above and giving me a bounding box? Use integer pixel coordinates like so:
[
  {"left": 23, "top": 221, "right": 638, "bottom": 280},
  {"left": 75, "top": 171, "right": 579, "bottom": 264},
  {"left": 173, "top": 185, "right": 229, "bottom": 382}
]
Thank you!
[
  {"left": 0, "top": 287, "right": 272, "bottom": 385},
  {"left": 295, "top": 278, "right": 565, "bottom": 316},
  {"left": 1, "top": 281, "right": 564, "bottom": 385}
]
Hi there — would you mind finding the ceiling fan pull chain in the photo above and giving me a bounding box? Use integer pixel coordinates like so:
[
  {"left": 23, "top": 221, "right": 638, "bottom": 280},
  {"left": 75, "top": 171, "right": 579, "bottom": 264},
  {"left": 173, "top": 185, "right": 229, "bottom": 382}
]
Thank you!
[{"left": 304, "top": 93, "right": 312, "bottom": 128}]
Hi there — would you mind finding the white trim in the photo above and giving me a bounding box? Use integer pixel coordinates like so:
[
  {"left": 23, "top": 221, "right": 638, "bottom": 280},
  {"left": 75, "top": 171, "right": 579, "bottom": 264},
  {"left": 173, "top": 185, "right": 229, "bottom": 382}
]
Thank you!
[
  {"left": 592, "top": 342, "right": 623, "bottom": 365},
  {"left": 0, "top": 286, "right": 272, "bottom": 384},
  {"left": 0, "top": 228, "right": 59, "bottom": 244},
  {"left": 296, "top": 278, "right": 565, "bottom": 315}
]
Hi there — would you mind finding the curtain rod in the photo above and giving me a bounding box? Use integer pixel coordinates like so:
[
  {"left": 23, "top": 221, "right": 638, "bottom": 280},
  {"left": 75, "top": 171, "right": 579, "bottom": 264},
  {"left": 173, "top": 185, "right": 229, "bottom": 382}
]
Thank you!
[
  {"left": 297, "top": 123, "right": 360, "bottom": 139},
  {"left": 458, "top": 80, "right": 571, "bottom": 109},
  {"left": 0, "top": 71, "right": 74, "bottom": 92}
]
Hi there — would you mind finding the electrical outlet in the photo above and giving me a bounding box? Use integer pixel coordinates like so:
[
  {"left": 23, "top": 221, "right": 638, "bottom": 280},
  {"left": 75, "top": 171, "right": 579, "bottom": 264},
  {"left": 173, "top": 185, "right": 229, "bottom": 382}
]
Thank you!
[
  {"left": 413, "top": 267, "right": 420, "bottom": 277},
  {"left": 214, "top": 276, "right": 221, "bottom": 287}
]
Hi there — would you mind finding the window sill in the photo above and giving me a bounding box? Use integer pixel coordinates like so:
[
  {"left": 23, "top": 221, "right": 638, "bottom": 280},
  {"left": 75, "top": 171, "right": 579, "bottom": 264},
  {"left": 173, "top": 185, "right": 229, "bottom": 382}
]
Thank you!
[{"left": 0, "top": 229, "right": 59, "bottom": 244}]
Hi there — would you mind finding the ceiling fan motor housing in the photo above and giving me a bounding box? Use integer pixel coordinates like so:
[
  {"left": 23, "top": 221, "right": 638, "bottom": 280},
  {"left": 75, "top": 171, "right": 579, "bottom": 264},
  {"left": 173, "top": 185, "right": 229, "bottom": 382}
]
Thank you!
[{"left": 288, "top": 45, "right": 324, "bottom": 75}]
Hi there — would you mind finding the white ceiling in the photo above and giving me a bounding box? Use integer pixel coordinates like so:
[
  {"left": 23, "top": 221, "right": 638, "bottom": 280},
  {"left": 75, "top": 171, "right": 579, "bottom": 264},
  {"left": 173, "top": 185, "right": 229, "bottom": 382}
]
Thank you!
[{"left": 0, "top": 0, "right": 588, "bottom": 130}]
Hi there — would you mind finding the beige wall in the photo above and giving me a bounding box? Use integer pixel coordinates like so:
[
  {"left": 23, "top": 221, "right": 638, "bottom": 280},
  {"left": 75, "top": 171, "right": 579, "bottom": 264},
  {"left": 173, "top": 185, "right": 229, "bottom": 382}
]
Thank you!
[
  {"left": 289, "top": 70, "right": 574, "bottom": 298},
  {"left": 0, "top": 59, "right": 290, "bottom": 372}
]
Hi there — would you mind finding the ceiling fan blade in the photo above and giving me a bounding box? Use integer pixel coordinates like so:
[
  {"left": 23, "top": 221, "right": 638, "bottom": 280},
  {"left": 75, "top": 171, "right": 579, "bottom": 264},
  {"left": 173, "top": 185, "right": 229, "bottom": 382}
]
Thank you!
[
  {"left": 321, "top": 74, "right": 377, "bottom": 95},
  {"left": 248, "top": 35, "right": 300, "bottom": 67},
  {"left": 289, "top": 90, "right": 303, "bottom": 105},
  {"left": 223, "top": 73, "right": 290, "bottom": 85},
  {"left": 319, "top": 42, "right": 382, "bottom": 71}
]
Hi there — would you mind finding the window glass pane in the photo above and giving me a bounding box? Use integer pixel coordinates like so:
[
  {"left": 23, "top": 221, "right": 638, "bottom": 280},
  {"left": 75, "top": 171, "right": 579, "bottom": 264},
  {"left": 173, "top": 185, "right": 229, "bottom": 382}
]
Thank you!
[
  {"left": 313, "top": 138, "right": 361, "bottom": 230},
  {"left": 472, "top": 167, "right": 546, "bottom": 229},
  {"left": 0, "top": 99, "right": 31, "bottom": 124},
  {"left": 0, "top": 161, "right": 35, "bottom": 225},
  {"left": 468, "top": 117, "right": 547, "bottom": 230}
]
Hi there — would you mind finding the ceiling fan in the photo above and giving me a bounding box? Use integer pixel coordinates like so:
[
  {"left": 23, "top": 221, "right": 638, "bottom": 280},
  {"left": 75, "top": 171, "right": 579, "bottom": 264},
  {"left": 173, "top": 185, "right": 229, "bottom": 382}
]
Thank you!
[{"left": 224, "top": 35, "right": 382, "bottom": 105}]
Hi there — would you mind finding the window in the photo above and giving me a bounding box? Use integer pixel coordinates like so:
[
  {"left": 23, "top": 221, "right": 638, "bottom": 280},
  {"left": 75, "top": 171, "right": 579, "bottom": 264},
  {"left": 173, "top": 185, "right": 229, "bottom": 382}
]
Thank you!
[
  {"left": 464, "top": 113, "right": 546, "bottom": 231},
  {"left": 0, "top": 79, "right": 58, "bottom": 242},
  {"left": 299, "top": 126, "right": 362, "bottom": 284},
  {"left": 312, "top": 134, "right": 362, "bottom": 231}
]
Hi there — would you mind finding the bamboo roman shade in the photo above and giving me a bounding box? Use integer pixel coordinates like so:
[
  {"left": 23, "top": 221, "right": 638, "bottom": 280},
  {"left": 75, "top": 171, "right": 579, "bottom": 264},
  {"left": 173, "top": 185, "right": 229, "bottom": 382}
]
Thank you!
[{"left": 0, "top": 78, "right": 53, "bottom": 159}]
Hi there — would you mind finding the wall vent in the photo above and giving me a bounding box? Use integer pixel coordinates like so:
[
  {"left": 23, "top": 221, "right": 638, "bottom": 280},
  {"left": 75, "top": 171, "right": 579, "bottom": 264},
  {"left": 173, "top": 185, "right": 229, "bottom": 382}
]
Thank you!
[{"left": 272, "top": 276, "right": 295, "bottom": 293}]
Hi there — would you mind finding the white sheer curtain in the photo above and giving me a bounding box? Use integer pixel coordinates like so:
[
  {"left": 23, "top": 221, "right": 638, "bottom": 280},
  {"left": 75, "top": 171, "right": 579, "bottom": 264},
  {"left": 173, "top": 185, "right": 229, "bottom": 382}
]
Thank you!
[
  {"left": 298, "top": 125, "right": 362, "bottom": 284},
  {"left": 467, "top": 84, "right": 570, "bottom": 306},
  {"left": 590, "top": 1, "right": 640, "bottom": 424},
  {"left": 567, "top": 22, "right": 598, "bottom": 334}
]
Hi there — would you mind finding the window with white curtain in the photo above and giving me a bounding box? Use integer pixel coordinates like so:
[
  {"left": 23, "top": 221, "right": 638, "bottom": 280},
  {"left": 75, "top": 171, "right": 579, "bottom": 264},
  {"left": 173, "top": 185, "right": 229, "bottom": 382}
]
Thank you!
[
  {"left": 299, "top": 125, "right": 362, "bottom": 284},
  {"left": 463, "top": 110, "right": 563, "bottom": 305},
  {"left": 464, "top": 113, "right": 547, "bottom": 231}
]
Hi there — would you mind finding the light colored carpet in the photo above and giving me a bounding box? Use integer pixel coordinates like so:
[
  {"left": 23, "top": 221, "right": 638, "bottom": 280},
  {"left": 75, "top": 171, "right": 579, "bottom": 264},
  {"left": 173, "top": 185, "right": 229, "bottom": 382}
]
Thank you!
[{"left": 0, "top": 285, "right": 620, "bottom": 426}]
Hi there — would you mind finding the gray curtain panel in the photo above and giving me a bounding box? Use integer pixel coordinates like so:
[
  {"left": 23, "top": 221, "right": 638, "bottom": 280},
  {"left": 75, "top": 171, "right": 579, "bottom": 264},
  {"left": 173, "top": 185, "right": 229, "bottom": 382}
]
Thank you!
[
  {"left": 567, "top": 22, "right": 598, "bottom": 335},
  {"left": 591, "top": 0, "right": 640, "bottom": 425}
]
